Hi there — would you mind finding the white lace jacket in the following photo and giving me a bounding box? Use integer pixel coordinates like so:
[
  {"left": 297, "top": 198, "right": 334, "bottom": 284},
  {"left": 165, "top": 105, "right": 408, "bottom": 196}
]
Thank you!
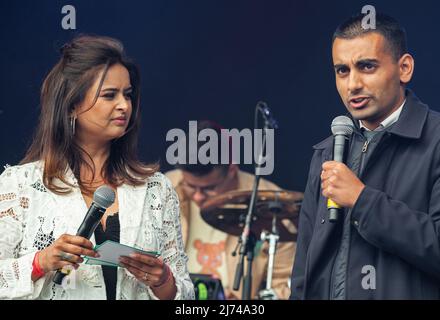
[{"left": 0, "top": 161, "right": 195, "bottom": 300}]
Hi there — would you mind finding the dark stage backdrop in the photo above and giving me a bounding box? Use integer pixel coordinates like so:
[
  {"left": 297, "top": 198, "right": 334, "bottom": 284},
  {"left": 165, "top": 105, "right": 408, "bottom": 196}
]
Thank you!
[{"left": 1, "top": 0, "right": 439, "bottom": 193}]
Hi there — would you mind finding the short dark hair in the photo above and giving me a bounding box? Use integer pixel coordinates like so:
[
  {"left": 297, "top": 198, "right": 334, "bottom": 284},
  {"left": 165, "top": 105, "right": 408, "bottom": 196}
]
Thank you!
[
  {"left": 333, "top": 13, "right": 408, "bottom": 61},
  {"left": 175, "top": 120, "right": 230, "bottom": 177}
]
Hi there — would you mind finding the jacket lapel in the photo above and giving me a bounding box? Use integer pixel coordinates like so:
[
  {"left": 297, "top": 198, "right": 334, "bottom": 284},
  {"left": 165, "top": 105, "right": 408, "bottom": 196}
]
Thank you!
[
  {"left": 50, "top": 166, "right": 89, "bottom": 238},
  {"left": 305, "top": 140, "right": 344, "bottom": 281},
  {"left": 118, "top": 183, "right": 147, "bottom": 247}
]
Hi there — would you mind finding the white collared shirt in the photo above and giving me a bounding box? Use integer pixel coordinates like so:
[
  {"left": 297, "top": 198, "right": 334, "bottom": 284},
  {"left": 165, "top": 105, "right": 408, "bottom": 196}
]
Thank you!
[{"left": 360, "top": 99, "right": 406, "bottom": 132}]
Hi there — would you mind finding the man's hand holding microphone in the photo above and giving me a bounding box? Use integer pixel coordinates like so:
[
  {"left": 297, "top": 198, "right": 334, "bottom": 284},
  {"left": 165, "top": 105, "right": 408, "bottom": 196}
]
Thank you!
[{"left": 324, "top": 116, "right": 365, "bottom": 222}]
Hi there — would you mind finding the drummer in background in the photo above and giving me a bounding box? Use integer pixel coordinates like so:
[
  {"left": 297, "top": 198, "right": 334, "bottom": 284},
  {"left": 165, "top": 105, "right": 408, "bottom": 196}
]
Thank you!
[{"left": 165, "top": 120, "right": 296, "bottom": 299}]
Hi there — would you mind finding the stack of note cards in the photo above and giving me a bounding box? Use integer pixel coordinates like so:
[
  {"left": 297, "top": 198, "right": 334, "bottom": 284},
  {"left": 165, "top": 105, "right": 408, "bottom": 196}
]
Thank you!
[{"left": 84, "top": 240, "right": 161, "bottom": 267}]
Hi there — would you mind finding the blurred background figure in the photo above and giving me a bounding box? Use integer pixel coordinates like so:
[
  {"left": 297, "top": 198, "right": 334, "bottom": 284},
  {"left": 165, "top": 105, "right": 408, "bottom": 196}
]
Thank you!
[{"left": 166, "top": 120, "right": 298, "bottom": 299}]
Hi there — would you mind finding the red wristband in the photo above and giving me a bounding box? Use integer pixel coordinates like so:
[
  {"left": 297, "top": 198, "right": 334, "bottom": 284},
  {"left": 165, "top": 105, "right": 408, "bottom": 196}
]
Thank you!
[
  {"left": 32, "top": 251, "right": 45, "bottom": 279},
  {"left": 154, "top": 264, "right": 172, "bottom": 288}
]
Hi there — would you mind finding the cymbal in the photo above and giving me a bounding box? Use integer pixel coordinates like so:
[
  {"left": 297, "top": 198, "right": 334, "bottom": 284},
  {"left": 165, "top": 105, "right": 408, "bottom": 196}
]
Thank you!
[{"left": 200, "top": 190, "right": 303, "bottom": 242}]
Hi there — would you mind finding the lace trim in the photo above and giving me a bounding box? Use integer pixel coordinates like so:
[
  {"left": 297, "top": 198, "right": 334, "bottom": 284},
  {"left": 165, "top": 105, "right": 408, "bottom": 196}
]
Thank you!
[
  {"left": 0, "top": 208, "right": 18, "bottom": 221},
  {"left": 19, "top": 197, "right": 29, "bottom": 209},
  {"left": 32, "top": 217, "right": 55, "bottom": 251},
  {"left": 0, "top": 192, "right": 16, "bottom": 202},
  {"left": 30, "top": 180, "right": 47, "bottom": 193}
]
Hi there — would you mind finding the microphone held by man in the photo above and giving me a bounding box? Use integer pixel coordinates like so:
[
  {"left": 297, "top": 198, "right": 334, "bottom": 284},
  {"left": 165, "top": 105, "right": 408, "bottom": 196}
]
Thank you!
[{"left": 326, "top": 116, "right": 355, "bottom": 222}]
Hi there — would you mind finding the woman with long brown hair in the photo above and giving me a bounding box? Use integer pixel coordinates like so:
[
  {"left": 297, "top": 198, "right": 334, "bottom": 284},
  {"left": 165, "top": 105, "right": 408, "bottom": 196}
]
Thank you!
[{"left": 0, "top": 35, "right": 194, "bottom": 300}]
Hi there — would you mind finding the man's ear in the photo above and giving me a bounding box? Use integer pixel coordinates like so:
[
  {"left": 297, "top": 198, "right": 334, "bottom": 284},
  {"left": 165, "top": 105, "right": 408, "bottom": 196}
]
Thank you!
[{"left": 399, "top": 53, "right": 414, "bottom": 84}]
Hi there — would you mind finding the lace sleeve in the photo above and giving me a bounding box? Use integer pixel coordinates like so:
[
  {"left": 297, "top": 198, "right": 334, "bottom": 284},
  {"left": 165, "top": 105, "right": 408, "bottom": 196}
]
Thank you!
[
  {"left": 146, "top": 174, "right": 195, "bottom": 300},
  {"left": 0, "top": 166, "right": 44, "bottom": 299}
]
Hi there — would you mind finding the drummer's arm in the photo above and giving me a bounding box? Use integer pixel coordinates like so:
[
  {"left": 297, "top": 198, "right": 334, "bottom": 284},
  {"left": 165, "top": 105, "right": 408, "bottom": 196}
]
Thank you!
[{"left": 270, "top": 241, "right": 297, "bottom": 299}]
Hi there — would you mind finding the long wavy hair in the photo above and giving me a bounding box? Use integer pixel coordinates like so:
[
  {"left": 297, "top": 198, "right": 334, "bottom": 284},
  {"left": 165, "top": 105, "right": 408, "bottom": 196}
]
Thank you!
[{"left": 21, "top": 35, "right": 158, "bottom": 195}]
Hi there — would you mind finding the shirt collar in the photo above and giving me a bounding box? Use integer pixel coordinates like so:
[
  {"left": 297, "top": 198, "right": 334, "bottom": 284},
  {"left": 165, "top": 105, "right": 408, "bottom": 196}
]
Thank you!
[{"left": 359, "top": 99, "right": 406, "bottom": 132}]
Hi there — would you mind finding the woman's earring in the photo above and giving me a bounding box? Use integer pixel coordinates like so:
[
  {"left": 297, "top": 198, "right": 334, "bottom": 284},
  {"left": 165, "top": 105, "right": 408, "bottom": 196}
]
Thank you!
[{"left": 70, "top": 115, "right": 77, "bottom": 136}]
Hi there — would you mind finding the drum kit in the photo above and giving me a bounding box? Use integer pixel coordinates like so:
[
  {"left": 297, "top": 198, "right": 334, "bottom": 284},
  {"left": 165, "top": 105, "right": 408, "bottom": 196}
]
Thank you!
[{"left": 199, "top": 189, "right": 303, "bottom": 300}]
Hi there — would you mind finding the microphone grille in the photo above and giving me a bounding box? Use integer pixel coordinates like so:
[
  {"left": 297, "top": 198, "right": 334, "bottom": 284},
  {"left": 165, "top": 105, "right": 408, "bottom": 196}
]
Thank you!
[
  {"left": 331, "top": 116, "right": 354, "bottom": 136},
  {"left": 93, "top": 185, "right": 116, "bottom": 209}
]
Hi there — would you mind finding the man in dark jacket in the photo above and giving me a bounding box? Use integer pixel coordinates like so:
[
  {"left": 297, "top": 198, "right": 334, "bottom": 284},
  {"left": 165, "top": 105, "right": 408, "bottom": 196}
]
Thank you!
[{"left": 290, "top": 12, "right": 440, "bottom": 299}]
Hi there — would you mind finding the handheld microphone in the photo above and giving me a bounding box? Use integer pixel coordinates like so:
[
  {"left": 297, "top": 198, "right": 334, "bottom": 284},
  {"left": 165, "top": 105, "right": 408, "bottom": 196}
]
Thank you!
[
  {"left": 53, "top": 185, "right": 115, "bottom": 285},
  {"left": 328, "top": 116, "right": 354, "bottom": 222}
]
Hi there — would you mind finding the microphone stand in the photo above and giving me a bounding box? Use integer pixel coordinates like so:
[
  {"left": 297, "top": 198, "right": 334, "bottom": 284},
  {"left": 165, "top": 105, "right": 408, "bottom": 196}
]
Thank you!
[{"left": 233, "top": 102, "right": 276, "bottom": 299}]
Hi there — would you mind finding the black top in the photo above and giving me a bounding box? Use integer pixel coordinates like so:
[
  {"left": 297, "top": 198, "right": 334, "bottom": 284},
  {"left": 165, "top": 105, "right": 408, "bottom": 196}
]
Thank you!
[{"left": 94, "top": 213, "right": 120, "bottom": 300}]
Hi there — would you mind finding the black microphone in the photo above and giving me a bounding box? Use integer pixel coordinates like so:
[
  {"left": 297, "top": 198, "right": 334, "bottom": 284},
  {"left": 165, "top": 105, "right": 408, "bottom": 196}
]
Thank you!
[
  {"left": 327, "top": 116, "right": 354, "bottom": 222},
  {"left": 53, "top": 185, "right": 115, "bottom": 285},
  {"left": 256, "top": 101, "right": 278, "bottom": 129}
]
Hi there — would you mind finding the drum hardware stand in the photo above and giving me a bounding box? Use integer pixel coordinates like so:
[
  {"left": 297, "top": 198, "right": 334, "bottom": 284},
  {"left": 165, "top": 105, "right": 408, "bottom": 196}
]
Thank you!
[
  {"left": 258, "top": 200, "right": 281, "bottom": 300},
  {"left": 233, "top": 101, "right": 278, "bottom": 299}
]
